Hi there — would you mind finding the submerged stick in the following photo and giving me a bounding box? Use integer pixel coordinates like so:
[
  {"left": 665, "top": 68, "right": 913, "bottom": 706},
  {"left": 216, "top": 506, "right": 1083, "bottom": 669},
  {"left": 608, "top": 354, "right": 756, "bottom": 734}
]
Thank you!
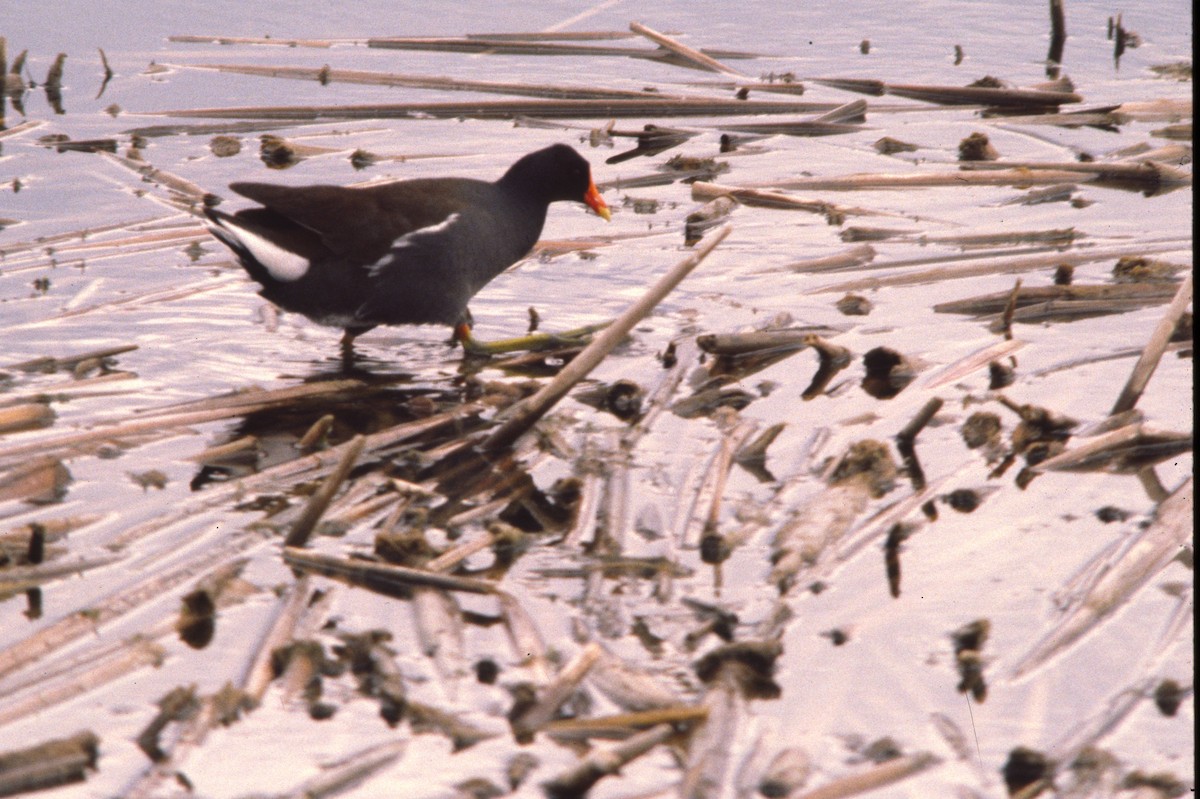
[
  {"left": 481, "top": 225, "right": 732, "bottom": 452},
  {"left": 1110, "top": 273, "right": 1192, "bottom": 416}
]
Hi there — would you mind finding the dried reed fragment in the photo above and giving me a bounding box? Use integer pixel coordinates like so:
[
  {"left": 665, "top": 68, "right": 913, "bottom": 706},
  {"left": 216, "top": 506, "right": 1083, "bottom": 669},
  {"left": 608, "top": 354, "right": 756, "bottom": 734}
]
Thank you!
[
  {"left": 0, "top": 730, "right": 99, "bottom": 796},
  {"left": 482, "top": 225, "right": 730, "bottom": 452},
  {"left": 1110, "top": 273, "right": 1192, "bottom": 416},
  {"left": 1010, "top": 477, "right": 1192, "bottom": 678},
  {"left": 794, "top": 751, "right": 941, "bottom": 799},
  {"left": 630, "top": 21, "right": 747, "bottom": 77},
  {"left": 542, "top": 723, "right": 675, "bottom": 798},
  {"left": 771, "top": 441, "right": 896, "bottom": 592}
]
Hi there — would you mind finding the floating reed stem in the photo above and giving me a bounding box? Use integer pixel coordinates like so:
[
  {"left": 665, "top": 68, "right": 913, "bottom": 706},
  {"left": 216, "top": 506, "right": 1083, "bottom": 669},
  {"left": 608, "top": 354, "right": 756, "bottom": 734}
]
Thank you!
[
  {"left": 1110, "top": 273, "right": 1193, "bottom": 416},
  {"left": 482, "top": 225, "right": 731, "bottom": 452}
]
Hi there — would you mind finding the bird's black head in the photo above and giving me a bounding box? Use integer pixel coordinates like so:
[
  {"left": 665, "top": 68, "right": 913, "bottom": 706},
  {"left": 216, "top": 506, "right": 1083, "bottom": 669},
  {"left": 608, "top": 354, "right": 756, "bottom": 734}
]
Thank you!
[{"left": 502, "top": 144, "right": 610, "bottom": 219}]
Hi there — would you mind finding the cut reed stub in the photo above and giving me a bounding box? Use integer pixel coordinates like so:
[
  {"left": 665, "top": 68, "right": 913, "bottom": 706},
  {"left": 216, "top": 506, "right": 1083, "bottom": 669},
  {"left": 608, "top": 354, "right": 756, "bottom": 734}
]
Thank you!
[
  {"left": 0, "top": 731, "right": 100, "bottom": 796},
  {"left": 861, "top": 347, "right": 918, "bottom": 399}
]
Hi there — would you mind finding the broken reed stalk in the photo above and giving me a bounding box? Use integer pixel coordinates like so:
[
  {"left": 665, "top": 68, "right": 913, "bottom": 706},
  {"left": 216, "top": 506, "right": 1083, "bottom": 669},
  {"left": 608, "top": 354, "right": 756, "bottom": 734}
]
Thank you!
[
  {"left": 5, "top": 344, "right": 139, "bottom": 373},
  {"left": 102, "top": 403, "right": 482, "bottom": 553},
  {"left": 281, "top": 548, "right": 498, "bottom": 596},
  {"left": 680, "top": 671, "right": 741, "bottom": 797},
  {"left": 933, "top": 283, "right": 1180, "bottom": 315},
  {"left": 142, "top": 378, "right": 365, "bottom": 417},
  {"left": 0, "top": 527, "right": 273, "bottom": 682},
  {"left": 545, "top": 706, "right": 707, "bottom": 739},
  {"left": 0, "top": 731, "right": 100, "bottom": 797},
  {"left": 959, "top": 158, "right": 1192, "bottom": 185},
  {"left": 622, "top": 336, "right": 699, "bottom": 446},
  {"left": 1000, "top": 279, "right": 1023, "bottom": 338},
  {"left": 542, "top": 723, "right": 676, "bottom": 797},
  {"left": 0, "top": 640, "right": 164, "bottom": 727},
  {"left": 727, "top": 160, "right": 1187, "bottom": 193},
  {"left": 811, "top": 77, "right": 1081, "bottom": 107},
  {"left": 816, "top": 241, "right": 1190, "bottom": 292},
  {"left": 169, "top": 34, "right": 339, "bottom": 47},
  {"left": 364, "top": 34, "right": 758, "bottom": 61},
  {"left": 3, "top": 372, "right": 138, "bottom": 406},
  {"left": 99, "top": 152, "right": 209, "bottom": 203},
  {"left": 481, "top": 224, "right": 732, "bottom": 452},
  {"left": 793, "top": 752, "right": 941, "bottom": 799},
  {"left": 48, "top": 275, "right": 241, "bottom": 324},
  {"left": 283, "top": 435, "right": 366, "bottom": 548},
  {"left": 896, "top": 398, "right": 944, "bottom": 492},
  {"left": 692, "top": 420, "right": 759, "bottom": 553},
  {"left": 240, "top": 577, "right": 315, "bottom": 704},
  {"left": 1009, "top": 477, "right": 1193, "bottom": 679},
  {"left": 1110, "top": 272, "right": 1192, "bottom": 416},
  {"left": 0, "top": 121, "right": 47, "bottom": 141},
  {"left": 1031, "top": 421, "right": 1191, "bottom": 474},
  {"left": 1048, "top": 0, "right": 1067, "bottom": 64},
  {"left": 173, "top": 62, "right": 661, "bottom": 101},
  {"left": 0, "top": 553, "right": 125, "bottom": 593},
  {"left": 154, "top": 97, "right": 825, "bottom": 121},
  {"left": 897, "top": 397, "right": 944, "bottom": 445},
  {"left": 19, "top": 226, "right": 206, "bottom": 258},
  {"left": 0, "top": 213, "right": 187, "bottom": 263},
  {"left": 923, "top": 339, "right": 1026, "bottom": 389},
  {"left": 0, "top": 385, "right": 360, "bottom": 463},
  {"left": 511, "top": 643, "right": 602, "bottom": 739},
  {"left": 0, "top": 562, "right": 252, "bottom": 704},
  {"left": 629, "top": 21, "right": 746, "bottom": 77},
  {"left": 278, "top": 739, "right": 409, "bottom": 799},
  {"left": 410, "top": 587, "right": 466, "bottom": 690},
  {"left": 691, "top": 181, "right": 885, "bottom": 220},
  {"left": 497, "top": 591, "right": 552, "bottom": 683}
]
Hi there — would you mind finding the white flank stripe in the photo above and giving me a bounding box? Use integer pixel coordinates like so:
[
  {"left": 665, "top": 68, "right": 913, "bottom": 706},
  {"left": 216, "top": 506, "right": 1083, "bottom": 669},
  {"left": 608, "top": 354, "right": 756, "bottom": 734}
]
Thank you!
[
  {"left": 221, "top": 220, "right": 311, "bottom": 282},
  {"left": 369, "top": 213, "right": 461, "bottom": 275}
]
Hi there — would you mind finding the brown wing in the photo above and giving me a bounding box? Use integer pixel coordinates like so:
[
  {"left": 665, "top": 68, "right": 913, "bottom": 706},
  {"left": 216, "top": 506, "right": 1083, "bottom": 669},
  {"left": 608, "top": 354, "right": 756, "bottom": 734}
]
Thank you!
[{"left": 227, "top": 178, "right": 486, "bottom": 265}]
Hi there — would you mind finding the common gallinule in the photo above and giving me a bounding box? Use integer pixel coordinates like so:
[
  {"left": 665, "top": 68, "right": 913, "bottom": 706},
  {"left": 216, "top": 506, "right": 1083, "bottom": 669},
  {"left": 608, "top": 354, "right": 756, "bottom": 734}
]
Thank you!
[{"left": 204, "top": 143, "right": 611, "bottom": 360}]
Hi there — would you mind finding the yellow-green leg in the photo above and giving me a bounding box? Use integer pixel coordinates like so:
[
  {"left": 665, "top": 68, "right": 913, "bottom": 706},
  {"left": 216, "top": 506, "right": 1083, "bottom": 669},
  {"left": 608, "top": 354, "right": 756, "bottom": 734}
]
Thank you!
[{"left": 454, "top": 321, "right": 611, "bottom": 356}]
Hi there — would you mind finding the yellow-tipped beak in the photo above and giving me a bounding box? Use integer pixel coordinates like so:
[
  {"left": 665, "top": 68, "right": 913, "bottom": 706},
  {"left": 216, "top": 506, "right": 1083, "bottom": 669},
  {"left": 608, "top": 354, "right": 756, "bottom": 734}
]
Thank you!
[{"left": 584, "top": 179, "right": 611, "bottom": 221}]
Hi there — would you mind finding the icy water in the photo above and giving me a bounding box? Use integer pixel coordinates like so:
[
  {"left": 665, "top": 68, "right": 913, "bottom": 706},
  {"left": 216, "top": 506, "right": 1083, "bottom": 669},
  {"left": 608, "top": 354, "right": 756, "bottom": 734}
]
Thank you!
[{"left": 0, "top": 2, "right": 1193, "bottom": 798}]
